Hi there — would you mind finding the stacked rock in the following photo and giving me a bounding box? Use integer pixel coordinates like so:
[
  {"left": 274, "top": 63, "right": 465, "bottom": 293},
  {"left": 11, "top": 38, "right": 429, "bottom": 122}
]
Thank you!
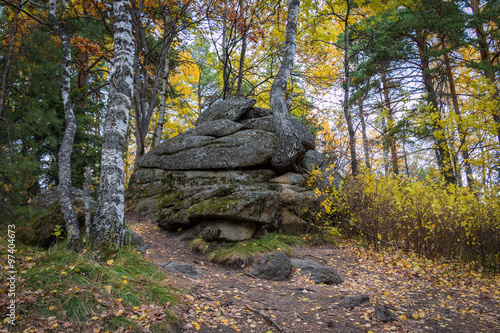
[{"left": 127, "top": 97, "right": 327, "bottom": 242}]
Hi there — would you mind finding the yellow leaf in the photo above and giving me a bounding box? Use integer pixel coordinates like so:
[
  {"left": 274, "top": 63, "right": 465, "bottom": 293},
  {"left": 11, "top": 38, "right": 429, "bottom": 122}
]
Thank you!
[
  {"left": 412, "top": 313, "right": 419, "bottom": 320},
  {"left": 92, "top": 316, "right": 99, "bottom": 320},
  {"left": 104, "top": 285, "right": 112, "bottom": 294},
  {"left": 61, "top": 271, "right": 67, "bottom": 275},
  {"left": 49, "top": 306, "right": 55, "bottom": 311},
  {"left": 115, "top": 308, "right": 124, "bottom": 316},
  {"left": 106, "top": 259, "right": 114, "bottom": 266},
  {"left": 398, "top": 315, "right": 407, "bottom": 320}
]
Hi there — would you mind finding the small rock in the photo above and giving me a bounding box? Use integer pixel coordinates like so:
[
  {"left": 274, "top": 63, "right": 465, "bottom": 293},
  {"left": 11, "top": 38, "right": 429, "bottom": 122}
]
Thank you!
[
  {"left": 290, "top": 259, "right": 342, "bottom": 285},
  {"left": 250, "top": 251, "right": 292, "bottom": 281},
  {"left": 375, "top": 305, "right": 397, "bottom": 323},
  {"left": 338, "top": 294, "right": 370, "bottom": 309},
  {"left": 125, "top": 229, "right": 149, "bottom": 253},
  {"left": 159, "top": 262, "right": 204, "bottom": 279}
]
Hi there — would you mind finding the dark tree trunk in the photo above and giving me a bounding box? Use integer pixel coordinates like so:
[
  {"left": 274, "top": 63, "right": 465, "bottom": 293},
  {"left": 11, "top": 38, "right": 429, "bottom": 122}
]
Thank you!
[
  {"left": 381, "top": 65, "right": 398, "bottom": 174},
  {"left": 270, "top": 0, "right": 304, "bottom": 173},
  {"left": 440, "top": 34, "right": 473, "bottom": 187},
  {"left": 131, "top": 0, "right": 172, "bottom": 162},
  {"left": 91, "top": 0, "right": 134, "bottom": 248},
  {"left": 470, "top": 0, "right": 500, "bottom": 146},
  {"left": 236, "top": 30, "right": 247, "bottom": 97},
  {"left": 49, "top": 0, "right": 83, "bottom": 251},
  {"left": 416, "top": 31, "right": 456, "bottom": 185},
  {"left": 341, "top": 1, "right": 358, "bottom": 177},
  {"left": 358, "top": 97, "right": 371, "bottom": 170}
]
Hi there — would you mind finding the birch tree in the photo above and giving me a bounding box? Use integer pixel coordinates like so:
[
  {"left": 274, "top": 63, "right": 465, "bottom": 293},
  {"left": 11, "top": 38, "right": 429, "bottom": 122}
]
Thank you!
[
  {"left": 49, "top": 0, "right": 83, "bottom": 251},
  {"left": 90, "top": 0, "right": 134, "bottom": 248}
]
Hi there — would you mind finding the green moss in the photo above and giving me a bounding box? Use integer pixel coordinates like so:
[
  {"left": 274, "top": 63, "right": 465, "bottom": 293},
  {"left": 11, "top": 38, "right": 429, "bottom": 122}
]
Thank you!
[{"left": 191, "top": 233, "right": 305, "bottom": 266}]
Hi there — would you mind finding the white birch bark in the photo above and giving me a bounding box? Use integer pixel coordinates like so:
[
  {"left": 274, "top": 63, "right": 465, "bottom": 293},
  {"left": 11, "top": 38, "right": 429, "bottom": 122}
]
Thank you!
[
  {"left": 49, "top": 0, "right": 83, "bottom": 251},
  {"left": 91, "top": 0, "right": 134, "bottom": 248},
  {"left": 270, "top": 0, "right": 303, "bottom": 172}
]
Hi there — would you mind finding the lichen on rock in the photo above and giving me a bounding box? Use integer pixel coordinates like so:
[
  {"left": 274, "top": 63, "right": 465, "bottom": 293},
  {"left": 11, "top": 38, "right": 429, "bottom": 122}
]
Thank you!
[{"left": 127, "top": 98, "right": 329, "bottom": 242}]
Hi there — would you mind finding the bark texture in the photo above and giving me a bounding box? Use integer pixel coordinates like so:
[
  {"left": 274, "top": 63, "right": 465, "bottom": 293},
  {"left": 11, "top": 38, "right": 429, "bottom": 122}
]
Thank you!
[
  {"left": 471, "top": 0, "right": 500, "bottom": 146},
  {"left": 49, "top": 0, "right": 83, "bottom": 251},
  {"left": 270, "top": 0, "right": 304, "bottom": 173},
  {"left": 341, "top": 1, "right": 358, "bottom": 177},
  {"left": 91, "top": 0, "right": 134, "bottom": 248},
  {"left": 416, "top": 32, "right": 456, "bottom": 185}
]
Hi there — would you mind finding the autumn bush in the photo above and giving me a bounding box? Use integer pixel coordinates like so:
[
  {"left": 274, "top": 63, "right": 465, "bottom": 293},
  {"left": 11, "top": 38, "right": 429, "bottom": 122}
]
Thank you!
[{"left": 309, "top": 170, "right": 500, "bottom": 271}]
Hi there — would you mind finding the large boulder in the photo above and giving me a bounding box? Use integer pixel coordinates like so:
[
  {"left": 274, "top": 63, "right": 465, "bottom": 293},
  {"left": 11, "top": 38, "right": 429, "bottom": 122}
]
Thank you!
[
  {"left": 128, "top": 98, "right": 328, "bottom": 242},
  {"left": 137, "top": 130, "right": 277, "bottom": 170}
]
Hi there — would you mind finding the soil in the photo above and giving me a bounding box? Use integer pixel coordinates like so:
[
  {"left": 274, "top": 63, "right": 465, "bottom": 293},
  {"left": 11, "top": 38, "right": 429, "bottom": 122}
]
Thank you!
[{"left": 126, "top": 212, "right": 500, "bottom": 333}]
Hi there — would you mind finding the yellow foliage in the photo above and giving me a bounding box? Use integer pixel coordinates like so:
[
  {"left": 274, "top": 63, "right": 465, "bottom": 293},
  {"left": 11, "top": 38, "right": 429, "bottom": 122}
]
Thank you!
[{"left": 310, "top": 168, "right": 500, "bottom": 271}]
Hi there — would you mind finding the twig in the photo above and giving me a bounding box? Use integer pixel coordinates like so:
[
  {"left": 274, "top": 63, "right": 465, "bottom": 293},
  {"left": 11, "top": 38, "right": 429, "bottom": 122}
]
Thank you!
[
  {"left": 243, "top": 272, "right": 257, "bottom": 279},
  {"left": 304, "top": 254, "right": 327, "bottom": 264},
  {"left": 246, "top": 305, "right": 283, "bottom": 332},
  {"left": 289, "top": 287, "right": 316, "bottom": 292}
]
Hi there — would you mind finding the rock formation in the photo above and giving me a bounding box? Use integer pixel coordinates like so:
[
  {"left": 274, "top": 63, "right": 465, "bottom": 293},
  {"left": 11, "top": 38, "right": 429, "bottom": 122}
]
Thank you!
[{"left": 127, "top": 97, "right": 326, "bottom": 242}]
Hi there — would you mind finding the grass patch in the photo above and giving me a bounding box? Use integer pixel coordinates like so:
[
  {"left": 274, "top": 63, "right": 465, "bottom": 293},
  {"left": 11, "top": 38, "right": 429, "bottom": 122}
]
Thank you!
[
  {"left": 191, "top": 233, "right": 308, "bottom": 266},
  {"left": 0, "top": 240, "right": 183, "bottom": 332}
]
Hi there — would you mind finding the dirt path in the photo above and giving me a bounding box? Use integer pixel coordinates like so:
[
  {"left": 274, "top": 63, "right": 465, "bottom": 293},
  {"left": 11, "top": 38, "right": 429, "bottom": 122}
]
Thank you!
[{"left": 127, "top": 213, "right": 500, "bottom": 333}]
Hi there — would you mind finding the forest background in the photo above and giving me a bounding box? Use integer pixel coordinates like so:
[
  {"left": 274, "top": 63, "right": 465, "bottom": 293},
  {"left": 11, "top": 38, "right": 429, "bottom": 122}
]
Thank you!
[{"left": 0, "top": 0, "right": 499, "bottom": 270}]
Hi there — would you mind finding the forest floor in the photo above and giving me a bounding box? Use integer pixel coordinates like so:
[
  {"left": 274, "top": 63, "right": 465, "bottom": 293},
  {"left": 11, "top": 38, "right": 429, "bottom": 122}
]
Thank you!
[{"left": 127, "top": 212, "right": 500, "bottom": 333}]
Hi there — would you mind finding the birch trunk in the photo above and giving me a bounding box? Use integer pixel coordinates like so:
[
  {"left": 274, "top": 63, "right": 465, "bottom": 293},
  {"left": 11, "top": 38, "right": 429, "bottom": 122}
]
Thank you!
[
  {"left": 91, "top": 0, "right": 134, "bottom": 248},
  {"left": 270, "top": 0, "right": 304, "bottom": 173},
  {"left": 49, "top": 0, "right": 83, "bottom": 251}
]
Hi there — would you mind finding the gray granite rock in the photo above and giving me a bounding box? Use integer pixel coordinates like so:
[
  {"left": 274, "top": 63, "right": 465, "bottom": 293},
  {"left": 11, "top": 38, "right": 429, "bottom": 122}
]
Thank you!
[
  {"left": 195, "top": 97, "right": 256, "bottom": 125},
  {"left": 338, "top": 295, "right": 370, "bottom": 308},
  {"left": 376, "top": 305, "right": 397, "bottom": 323},
  {"left": 251, "top": 251, "right": 292, "bottom": 281},
  {"left": 291, "top": 259, "right": 342, "bottom": 285},
  {"left": 159, "top": 262, "right": 204, "bottom": 279}
]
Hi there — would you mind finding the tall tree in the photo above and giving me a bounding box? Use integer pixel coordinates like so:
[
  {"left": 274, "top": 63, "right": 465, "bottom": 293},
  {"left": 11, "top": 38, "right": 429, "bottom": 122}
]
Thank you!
[
  {"left": 91, "top": 0, "right": 134, "bottom": 248},
  {"left": 270, "top": 0, "right": 304, "bottom": 172},
  {"left": 49, "top": 0, "right": 83, "bottom": 250},
  {"left": 469, "top": 0, "right": 500, "bottom": 146}
]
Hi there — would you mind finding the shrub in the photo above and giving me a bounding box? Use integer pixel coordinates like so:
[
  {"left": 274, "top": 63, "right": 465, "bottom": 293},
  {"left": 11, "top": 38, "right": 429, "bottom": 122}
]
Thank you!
[{"left": 311, "top": 169, "right": 500, "bottom": 271}]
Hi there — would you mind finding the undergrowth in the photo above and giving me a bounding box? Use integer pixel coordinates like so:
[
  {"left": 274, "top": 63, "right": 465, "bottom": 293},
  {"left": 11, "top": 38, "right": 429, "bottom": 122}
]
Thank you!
[
  {"left": 0, "top": 240, "right": 183, "bottom": 332},
  {"left": 190, "top": 233, "right": 309, "bottom": 266},
  {"left": 308, "top": 169, "right": 500, "bottom": 272}
]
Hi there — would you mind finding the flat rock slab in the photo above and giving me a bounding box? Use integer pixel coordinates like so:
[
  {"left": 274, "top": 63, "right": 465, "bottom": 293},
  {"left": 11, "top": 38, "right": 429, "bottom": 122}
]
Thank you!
[
  {"left": 138, "top": 129, "right": 277, "bottom": 170},
  {"left": 251, "top": 251, "right": 292, "bottom": 281},
  {"left": 158, "top": 262, "right": 204, "bottom": 279},
  {"left": 290, "top": 259, "right": 342, "bottom": 285},
  {"left": 195, "top": 97, "right": 256, "bottom": 125},
  {"left": 156, "top": 187, "right": 280, "bottom": 231}
]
